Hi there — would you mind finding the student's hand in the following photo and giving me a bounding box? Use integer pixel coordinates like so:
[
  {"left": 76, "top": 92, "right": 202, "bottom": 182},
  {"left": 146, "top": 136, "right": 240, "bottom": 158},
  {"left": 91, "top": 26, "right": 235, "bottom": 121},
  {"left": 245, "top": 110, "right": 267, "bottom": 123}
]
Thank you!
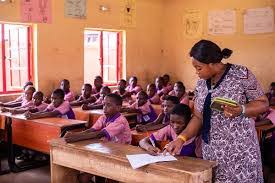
[
  {"left": 24, "top": 111, "right": 33, "bottom": 119},
  {"left": 44, "top": 96, "right": 51, "bottom": 104},
  {"left": 222, "top": 104, "right": 242, "bottom": 118},
  {"left": 163, "top": 138, "right": 184, "bottom": 156},
  {"left": 63, "top": 135, "right": 79, "bottom": 143},
  {"left": 120, "top": 107, "right": 127, "bottom": 113},
  {"left": 63, "top": 131, "right": 73, "bottom": 138},
  {"left": 136, "top": 125, "right": 147, "bottom": 132},
  {"left": 81, "top": 104, "right": 89, "bottom": 110},
  {"left": 1, "top": 107, "right": 8, "bottom": 112},
  {"left": 59, "top": 138, "right": 67, "bottom": 144},
  {"left": 146, "top": 146, "right": 161, "bottom": 156},
  {"left": 9, "top": 109, "right": 17, "bottom": 114}
]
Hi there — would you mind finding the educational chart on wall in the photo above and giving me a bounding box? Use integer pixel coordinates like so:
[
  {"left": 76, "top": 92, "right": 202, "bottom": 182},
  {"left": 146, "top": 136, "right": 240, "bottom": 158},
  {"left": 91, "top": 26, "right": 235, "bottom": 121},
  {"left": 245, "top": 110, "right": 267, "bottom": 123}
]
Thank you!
[
  {"left": 244, "top": 7, "right": 274, "bottom": 34},
  {"left": 120, "top": 0, "right": 136, "bottom": 28},
  {"left": 65, "top": 0, "right": 86, "bottom": 19},
  {"left": 183, "top": 10, "right": 203, "bottom": 38},
  {"left": 208, "top": 10, "right": 236, "bottom": 35},
  {"left": 21, "top": 0, "right": 52, "bottom": 23}
]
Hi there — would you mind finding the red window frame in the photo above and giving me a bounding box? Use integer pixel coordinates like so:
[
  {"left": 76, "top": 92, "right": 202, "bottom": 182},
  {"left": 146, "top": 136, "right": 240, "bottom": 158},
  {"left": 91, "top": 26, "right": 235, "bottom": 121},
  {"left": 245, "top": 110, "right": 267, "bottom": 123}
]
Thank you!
[
  {"left": 99, "top": 31, "right": 122, "bottom": 86},
  {"left": 0, "top": 23, "right": 33, "bottom": 94}
]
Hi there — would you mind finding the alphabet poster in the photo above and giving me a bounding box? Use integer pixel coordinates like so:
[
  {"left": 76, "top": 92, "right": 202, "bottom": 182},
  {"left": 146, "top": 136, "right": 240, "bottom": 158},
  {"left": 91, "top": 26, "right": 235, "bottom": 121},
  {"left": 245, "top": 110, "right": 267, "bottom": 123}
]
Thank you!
[
  {"left": 183, "top": 10, "right": 203, "bottom": 38},
  {"left": 21, "top": 0, "right": 52, "bottom": 23}
]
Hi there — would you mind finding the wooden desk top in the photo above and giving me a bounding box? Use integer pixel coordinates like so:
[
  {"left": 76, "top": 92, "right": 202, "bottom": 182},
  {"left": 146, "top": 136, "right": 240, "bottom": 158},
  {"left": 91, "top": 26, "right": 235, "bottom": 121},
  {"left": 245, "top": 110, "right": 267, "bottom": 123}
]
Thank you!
[
  {"left": 0, "top": 112, "right": 87, "bottom": 128},
  {"left": 50, "top": 138, "right": 216, "bottom": 173},
  {"left": 72, "top": 107, "right": 91, "bottom": 114}
]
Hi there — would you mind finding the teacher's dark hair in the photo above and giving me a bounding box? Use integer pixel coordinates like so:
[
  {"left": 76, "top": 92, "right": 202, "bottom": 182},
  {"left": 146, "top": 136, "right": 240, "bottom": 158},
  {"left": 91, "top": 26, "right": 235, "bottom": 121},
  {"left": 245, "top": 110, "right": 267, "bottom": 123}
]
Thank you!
[{"left": 190, "top": 40, "right": 233, "bottom": 64}]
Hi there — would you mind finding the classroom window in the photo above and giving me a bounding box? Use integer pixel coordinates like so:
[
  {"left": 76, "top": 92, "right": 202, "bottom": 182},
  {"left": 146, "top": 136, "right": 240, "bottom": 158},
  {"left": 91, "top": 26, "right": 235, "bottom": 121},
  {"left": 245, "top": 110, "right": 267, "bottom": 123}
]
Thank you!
[
  {"left": 84, "top": 29, "right": 122, "bottom": 85},
  {"left": 0, "top": 23, "right": 32, "bottom": 94}
]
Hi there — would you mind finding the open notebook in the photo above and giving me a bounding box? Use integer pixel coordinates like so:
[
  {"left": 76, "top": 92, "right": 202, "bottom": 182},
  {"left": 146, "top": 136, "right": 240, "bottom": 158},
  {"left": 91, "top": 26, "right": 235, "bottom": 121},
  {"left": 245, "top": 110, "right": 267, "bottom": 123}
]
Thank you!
[{"left": 126, "top": 153, "right": 177, "bottom": 169}]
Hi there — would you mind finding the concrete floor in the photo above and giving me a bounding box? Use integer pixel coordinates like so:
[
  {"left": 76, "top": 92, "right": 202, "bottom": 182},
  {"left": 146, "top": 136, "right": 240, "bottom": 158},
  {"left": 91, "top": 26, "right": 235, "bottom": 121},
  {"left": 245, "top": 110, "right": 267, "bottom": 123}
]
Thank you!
[{"left": 0, "top": 159, "right": 50, "bottom": 183}]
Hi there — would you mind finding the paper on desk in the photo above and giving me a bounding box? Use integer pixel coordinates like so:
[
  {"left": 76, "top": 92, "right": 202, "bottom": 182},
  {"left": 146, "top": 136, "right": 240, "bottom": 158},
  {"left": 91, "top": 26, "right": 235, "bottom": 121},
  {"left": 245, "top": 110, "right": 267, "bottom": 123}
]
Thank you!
[{"left": 126, "top": 153, "right": 177, "bottom": 169}]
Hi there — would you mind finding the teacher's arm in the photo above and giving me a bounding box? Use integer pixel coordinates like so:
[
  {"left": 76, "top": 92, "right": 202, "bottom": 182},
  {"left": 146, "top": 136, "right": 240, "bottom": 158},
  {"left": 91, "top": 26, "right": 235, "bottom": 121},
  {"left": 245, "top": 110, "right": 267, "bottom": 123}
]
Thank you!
[{"left": 164, "top": 108, "right": 203, "bottom": 155}]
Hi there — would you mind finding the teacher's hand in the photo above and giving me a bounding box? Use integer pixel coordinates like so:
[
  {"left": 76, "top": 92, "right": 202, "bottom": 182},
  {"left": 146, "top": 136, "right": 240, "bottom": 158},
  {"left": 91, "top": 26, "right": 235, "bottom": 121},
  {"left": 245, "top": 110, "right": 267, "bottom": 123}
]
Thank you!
[
  {"left": 222, "top": 105, "right": 242, "bottom": 118},
  {"left": 163, "top": 138, "right": 184, "bottom": 156}
]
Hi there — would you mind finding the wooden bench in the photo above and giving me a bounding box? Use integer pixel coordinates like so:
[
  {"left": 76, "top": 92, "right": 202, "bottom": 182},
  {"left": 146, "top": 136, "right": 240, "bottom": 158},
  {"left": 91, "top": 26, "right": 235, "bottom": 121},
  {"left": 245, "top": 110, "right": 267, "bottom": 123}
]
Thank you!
[{"left": 50, "top": 139, "right": 217, "bottom": 183}]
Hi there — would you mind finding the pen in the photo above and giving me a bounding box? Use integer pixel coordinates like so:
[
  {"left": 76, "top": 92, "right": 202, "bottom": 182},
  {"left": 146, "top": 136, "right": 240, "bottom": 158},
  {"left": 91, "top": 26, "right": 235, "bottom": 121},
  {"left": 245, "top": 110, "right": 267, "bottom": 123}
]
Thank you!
[
  {"left": 146, "top": 131, "right": 156, "bottom": 148},
  {"left": 149, "top": 136, "right": 156, "bottom": 148}
]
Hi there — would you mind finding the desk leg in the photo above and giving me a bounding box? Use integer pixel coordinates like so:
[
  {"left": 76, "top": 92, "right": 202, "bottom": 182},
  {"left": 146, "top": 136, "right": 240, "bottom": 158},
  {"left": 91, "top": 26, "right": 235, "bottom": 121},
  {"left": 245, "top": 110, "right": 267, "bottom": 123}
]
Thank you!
[
  {"left": 0, "top": 160, "right": 10, "bottom": 175},
  {"left": 0, "top": 127, "right": 10, "bottom": 175},
  {"left": 6, "top": 116, "right": 18, "bottom": 172},
  {"left": 51, "top": 161, "right": 78, "bottom": 183},
  {"left": 6, "top": 117, "right": 48, "bottom": 173}
]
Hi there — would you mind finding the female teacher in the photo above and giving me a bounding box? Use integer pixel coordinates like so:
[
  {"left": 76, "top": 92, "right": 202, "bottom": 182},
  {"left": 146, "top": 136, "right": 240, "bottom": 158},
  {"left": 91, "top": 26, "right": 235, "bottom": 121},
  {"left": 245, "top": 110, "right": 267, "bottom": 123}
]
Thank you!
[{"left": 165, "top": 40, "right": 269, "bottom": 182}]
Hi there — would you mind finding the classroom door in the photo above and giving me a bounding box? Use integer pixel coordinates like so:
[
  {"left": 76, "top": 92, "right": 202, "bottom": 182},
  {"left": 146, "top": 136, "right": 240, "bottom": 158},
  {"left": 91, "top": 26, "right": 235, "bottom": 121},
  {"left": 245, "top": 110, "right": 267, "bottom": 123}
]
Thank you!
[{"left": 84, "top": 30, "right": 121, "bottom": 85}]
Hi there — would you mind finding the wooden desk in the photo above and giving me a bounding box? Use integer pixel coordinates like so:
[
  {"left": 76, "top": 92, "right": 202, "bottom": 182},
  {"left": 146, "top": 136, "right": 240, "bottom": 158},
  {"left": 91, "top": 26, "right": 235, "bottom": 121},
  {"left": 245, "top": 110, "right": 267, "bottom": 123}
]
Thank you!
[
  {"left": 0, "top": 112, "right": 87, "bottom": 172},
  {"left": 11, "top": 116, "right": 87, "bottom": 153},
  {"left": 72, "top": 107, "right": 90, "bottom": 122},
  {"left": 50, "top": 139, "right": 217, "bottom": 183},
  {"left": 152, "top": 104, "right": 162, "bottom": 115},
  {"left": 256, "top": 123, "right": 275, "bottom": 163},
  {"left": 131, "top": 130, "right": 155, "bottom": 146}
]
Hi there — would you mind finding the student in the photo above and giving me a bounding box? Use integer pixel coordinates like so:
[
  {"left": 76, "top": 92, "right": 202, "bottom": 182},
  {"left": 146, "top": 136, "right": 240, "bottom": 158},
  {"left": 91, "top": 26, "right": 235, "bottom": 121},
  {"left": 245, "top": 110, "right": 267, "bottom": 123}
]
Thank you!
[
  {"left": 3, "top": 81, "right": 34, "bottom": 105},
  {"left": 82, "top": 86, "right": 111, "bottom": 110},
  {"left": 7, "top": 91, "right": 48, "bottom": 114},
  {"left": 155, "top": 76, "right": 169, "bottom": 97},
  {"left": 70, "top": 84, "right": 96, "bottom": 107},
  {"left": 63, "top": 93, "right": 132, "bottom": 183},
  {"left": 168, "top": 81, "right": 189, "bottom": 105},
  {"left": 136, "top": 96, "right": 179, "bottom": 132},
  {"left": 92, "top": 75, "right": 103, "bottom": 98},
  {"left": 60, "top": 79, "right": 75, "bottom": 102},
  {"left": 139, "top": 104, "right": 195, "bottom": 157},
  {"left": 125, "top": 76, "right": 142, "bottom": 95},
  {"left": 256, "top": 107, "right": 275, "bottom": 125},
  {"left": 24, "top": 89, "right": 75, "bottom": 119},
  {"left": 147, "top": 84, "right": 160, "bottom": 105},
  {"left": 266, "top": 82, "right": 275, "bottom": 106},
  {"left": 163, "top": 74, "right": 173, "bottom": 92},
  {"left": 113, "top": 79, "right": 129, "bottom": 99},
  {"left": 123, "top": 91, "right": 157, "bottom": 124},
  {"left": 0, "top": 86, "right": 36, "bottom": 109}
]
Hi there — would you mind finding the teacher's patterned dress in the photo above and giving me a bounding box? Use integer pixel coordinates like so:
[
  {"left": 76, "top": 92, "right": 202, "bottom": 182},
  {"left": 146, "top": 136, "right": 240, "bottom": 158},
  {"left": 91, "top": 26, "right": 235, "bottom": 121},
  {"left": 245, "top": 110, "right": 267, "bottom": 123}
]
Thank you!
[{"left": 195, "top": 64, "right": 264, "bottom": 183}]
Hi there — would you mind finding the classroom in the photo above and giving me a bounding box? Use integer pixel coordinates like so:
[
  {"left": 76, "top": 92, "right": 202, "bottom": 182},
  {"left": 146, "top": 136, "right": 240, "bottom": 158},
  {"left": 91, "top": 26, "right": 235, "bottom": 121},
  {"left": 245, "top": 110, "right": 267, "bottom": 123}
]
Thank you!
[{"left": 0, "top": 0, "right": 275, "bottom": 183}]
